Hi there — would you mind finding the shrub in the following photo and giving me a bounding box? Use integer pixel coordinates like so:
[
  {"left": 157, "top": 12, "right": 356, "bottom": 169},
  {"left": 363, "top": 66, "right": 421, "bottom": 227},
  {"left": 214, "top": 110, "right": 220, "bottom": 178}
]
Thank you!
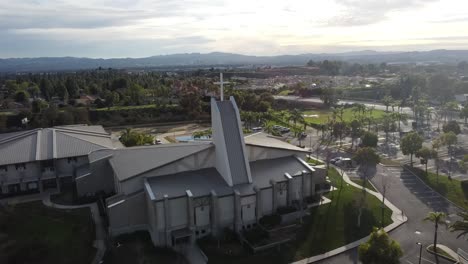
[{"left": 259, "top": 214, "right": 281, "bottom": 229}]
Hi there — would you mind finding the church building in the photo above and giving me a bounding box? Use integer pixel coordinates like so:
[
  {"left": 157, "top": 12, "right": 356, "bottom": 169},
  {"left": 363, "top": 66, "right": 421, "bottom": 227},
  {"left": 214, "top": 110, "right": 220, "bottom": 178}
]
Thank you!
[{"left": 77, "top": 95, "right": 328, "bottom": 247}]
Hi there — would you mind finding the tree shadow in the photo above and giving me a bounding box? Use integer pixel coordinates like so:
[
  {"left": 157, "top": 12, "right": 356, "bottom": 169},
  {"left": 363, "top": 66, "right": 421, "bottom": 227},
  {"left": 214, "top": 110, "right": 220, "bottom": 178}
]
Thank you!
[{"left": 343, "top": 202, "right": 379, "bottom": 244}]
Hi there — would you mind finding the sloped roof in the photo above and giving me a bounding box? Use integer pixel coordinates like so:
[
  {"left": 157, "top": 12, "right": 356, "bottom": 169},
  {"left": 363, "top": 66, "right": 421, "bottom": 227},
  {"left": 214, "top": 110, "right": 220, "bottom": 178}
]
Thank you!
[
  {"left": 147, "top": 155, "right": 313, "bottom": 200},
  {"left": 0, "top": 125, "right": 115, "bottom": 166},
  {"left": 106, "top": 142, "right": 214, "bottom": 182},
  {"left": 244, "top": 132, "right": 309, "bottom": 152}
]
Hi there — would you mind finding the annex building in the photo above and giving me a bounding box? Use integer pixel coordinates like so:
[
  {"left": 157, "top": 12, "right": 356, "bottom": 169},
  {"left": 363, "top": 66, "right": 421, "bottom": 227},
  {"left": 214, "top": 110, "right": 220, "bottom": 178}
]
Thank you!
[{"left": 0, "top": 125, "right": 116, "bottom": 196}]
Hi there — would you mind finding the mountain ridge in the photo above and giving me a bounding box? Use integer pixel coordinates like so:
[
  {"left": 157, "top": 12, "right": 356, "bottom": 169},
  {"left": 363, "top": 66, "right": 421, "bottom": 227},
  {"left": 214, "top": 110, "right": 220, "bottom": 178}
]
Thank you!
[{"left": 1, "top": 50, "right": 468, "bottom": 73}]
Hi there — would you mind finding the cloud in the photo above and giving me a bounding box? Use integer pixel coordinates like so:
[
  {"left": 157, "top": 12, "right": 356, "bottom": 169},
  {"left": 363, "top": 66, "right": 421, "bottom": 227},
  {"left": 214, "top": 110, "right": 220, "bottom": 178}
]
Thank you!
[
  {"left": 326, "top": 0, "right": 438, "bottom": 26},
  {"left": 0, "top": 0, "right": 468, "bottom": 57}
]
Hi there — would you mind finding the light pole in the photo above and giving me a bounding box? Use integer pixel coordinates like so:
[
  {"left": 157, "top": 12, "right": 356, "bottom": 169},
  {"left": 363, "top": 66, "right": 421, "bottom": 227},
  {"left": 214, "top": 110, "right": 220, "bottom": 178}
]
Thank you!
[{"left": 416, "top": 242, "right": 422, "bottom": 264}]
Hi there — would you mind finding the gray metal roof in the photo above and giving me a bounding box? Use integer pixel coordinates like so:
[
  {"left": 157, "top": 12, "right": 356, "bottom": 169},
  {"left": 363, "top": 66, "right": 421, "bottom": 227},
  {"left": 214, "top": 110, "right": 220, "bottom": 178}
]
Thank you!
[
  {"left": 106, "top": 142, "right": 214, "bottom": 182},
  {"left": 244, "top": 132, "right": 309, "bottom": 152},
  {"left": 147, "top": 155, "right": 312, "bottom": 200},
  {"left": 216, "top": 101, "right": 249, "bottom": 185},
  {"left": 0, "top": 125, "right": 115, "bottom": 166}
]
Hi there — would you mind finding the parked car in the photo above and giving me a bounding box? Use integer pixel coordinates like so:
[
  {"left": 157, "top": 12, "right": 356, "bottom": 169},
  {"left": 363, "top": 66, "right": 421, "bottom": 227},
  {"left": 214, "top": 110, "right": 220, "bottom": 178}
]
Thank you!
[
  {"left": 155, "top": 139, "right": 162, "bottom": 145},
  {"left": 252, "top": 127, "right": 262, "bottom": 132},
  {"left": 330, "top": 157, "right": 343, "bottom": 164}
]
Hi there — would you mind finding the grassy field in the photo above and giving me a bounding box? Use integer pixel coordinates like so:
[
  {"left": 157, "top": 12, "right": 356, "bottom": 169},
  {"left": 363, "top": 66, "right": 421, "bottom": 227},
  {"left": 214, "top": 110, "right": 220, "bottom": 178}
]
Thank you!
[
  {"left": 103, "top": 231, "right": 187, "bottom": 264},
  {"left": 94, "top": 104, "right": 158, "bottom": 111},
  {"left": 0, "top": 201, "right": 95, "bottom": 264},
  {"left": 303, "top": 108, "right": 386, "bottom": 125},
  {"left": 200, "top": 168, "right": 393, "bottom": 263},
  {"left": 407, "top": 166, "right": 468, "bottom": 210}
]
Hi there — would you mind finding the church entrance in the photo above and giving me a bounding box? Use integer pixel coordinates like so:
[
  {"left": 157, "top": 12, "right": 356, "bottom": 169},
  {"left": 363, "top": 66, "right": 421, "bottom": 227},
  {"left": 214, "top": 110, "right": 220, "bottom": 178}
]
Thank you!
[{"left": 171, "top": 228, "right": 192, "bottom": 247}]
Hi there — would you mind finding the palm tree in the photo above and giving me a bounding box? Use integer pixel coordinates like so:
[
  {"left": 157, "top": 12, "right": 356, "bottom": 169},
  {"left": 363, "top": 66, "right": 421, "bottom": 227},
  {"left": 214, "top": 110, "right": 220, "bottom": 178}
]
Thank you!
[
  {"left": 382, "top": 95, "right": 394, "bottom": 112},
  {"left": 450, "top": 211, "right": 468, "bottom": 239},
  {"left": 424, "top": 211, "right": 447, "bottom": 255},
  {"left": 289, "top": 108, "right": 304, "bottom": 126}
]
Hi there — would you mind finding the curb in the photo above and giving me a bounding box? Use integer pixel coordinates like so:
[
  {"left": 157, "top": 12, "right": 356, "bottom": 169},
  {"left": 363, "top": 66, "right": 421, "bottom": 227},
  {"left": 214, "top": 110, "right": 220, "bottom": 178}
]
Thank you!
[
  {"left": 402, "top": 165, "right": 465, "bottom": 212},
  {"left": 426, "top": 245, "right": 457, "bottom": 263}
]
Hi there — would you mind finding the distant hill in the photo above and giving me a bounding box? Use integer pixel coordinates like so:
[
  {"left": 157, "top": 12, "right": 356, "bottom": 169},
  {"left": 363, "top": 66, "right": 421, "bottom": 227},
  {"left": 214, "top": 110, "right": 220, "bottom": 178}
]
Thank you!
[{"left": 1, "top": 50, "right": 468, "bottom": 73}]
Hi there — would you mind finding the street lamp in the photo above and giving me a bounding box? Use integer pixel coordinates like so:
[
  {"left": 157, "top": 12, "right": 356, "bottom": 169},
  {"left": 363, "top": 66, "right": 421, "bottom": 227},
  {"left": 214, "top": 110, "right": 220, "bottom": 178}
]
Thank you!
[{"left": 416, "top": 242, "right": 423, "bottom": 264}]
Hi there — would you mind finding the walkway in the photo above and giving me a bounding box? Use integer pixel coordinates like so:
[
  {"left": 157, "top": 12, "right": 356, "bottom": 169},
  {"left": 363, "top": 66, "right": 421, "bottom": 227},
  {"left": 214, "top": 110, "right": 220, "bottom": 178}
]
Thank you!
[
  {"left": 0, "top": 189, "right": 57, "bottom": 205},
  {"left": 175, "top": 243, "right": 207, "bottom": 264},
  {"left": 42, "top": 195, "right": 107, "bottom": 264},
  {"left": 292, "top": 165, "right": 407, "bottom": 264}
]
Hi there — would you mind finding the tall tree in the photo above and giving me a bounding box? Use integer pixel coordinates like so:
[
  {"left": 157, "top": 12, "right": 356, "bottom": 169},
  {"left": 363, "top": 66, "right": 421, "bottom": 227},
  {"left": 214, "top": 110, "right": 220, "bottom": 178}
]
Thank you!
[
  {"left": 400, "top": 132, "right": 423, "bottom": 166},
  {"left": 443, "top": 120, "right": 461, "bottom": 135},
  {"left": 353, "top": 147, "right": 380, "bottom": 189},
  {"left": 460, "top": 105, "right": 468, "bottom": 124},
  {"left": 416, "top": 147, "right": 437, "bottom": 176},
  {"left": 382, "top": 95, "right": 394, "bottom": 112},
  {"left": 361, "top": 131, "right": 378, "bottom": 148},
  {"left": 424, "top": 211, "right": 447, "bottom": 258},
  {"left": 358, "top": 228, "right": 403, "bottom": 264}
]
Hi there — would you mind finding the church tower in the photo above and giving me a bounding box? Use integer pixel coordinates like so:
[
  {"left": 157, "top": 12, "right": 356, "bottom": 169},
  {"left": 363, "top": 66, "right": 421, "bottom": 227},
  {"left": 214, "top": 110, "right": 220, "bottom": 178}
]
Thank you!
[{"left": 211, "top": 73, "right": 252, "bottom": 186}]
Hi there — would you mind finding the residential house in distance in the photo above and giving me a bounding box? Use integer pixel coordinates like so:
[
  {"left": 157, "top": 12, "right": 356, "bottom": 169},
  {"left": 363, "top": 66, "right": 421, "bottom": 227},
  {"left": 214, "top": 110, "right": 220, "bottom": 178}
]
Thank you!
[
  {"left": 0, "top": 125, "right": 116, "bottom": 196},
  {"left": 76, "top": 96, "right": 328, "bottom": 248}
]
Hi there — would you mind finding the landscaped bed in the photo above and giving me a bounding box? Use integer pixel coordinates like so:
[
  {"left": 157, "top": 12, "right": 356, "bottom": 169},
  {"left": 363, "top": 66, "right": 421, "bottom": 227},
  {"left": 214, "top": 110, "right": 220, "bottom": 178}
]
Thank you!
[
  {"left": 103, "top": 231, "right": 187, "bottom": 264},
  {"left": 427, "top": 245, "right": 457, "bottom": 262},
  {"left": 199, "top": 168, "right": 393, "bottom": 262},
  {"left": 406, "top": 166, "right": 468, "bottom": 210},
  {"left": 0, "top": 201, "right": 96, "bottom": 264},
  {"left": 291, "top": 168, "right": 393, "bottom": 260}
]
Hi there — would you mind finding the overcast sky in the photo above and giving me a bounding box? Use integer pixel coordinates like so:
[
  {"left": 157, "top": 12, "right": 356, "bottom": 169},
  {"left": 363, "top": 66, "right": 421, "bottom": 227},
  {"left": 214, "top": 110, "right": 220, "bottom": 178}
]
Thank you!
[{"left": 1, "top": 0, "right": 468, "bottom": 58}]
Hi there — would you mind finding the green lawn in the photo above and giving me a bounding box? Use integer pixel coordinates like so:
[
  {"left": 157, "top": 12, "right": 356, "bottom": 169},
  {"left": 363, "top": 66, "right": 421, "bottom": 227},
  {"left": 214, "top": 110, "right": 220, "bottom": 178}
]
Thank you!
[
  {"left": 406, "top": 166, "right": 468, "bottom": 210},
  {"left": 94, "top": 104, "right": 158, "bottom": 111},
  {"left": 350, "top": 178, "right": 378, "bottom": 192},
  {"left": 0, "top": 201, "right": 95, "bottom": 264},
  {"left": 199, "top": 168, "right": 393, "bottom": 263},
  {"left": 303, "top": 108, "right": 386, "bottom": 125},
  {"left": 278, "top": 89, "right": 294, "bottom": 96},
  {"left": 306, "top": 157, "right": 324, "bottom": 166},
  {"left": 292, "top": 168, "right": 393, "bottom": 259},
  {"left": 103, "top": 231, "right": 187, "bottom": 264}
]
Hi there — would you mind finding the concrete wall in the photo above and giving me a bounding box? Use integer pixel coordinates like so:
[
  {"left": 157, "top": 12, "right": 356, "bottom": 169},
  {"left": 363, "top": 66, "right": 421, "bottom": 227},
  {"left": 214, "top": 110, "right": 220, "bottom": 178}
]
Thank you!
[
  {"left": 169, "top": 197, "right": 188, "bottom": 230},
  {"left": 0, "top": 162, "right": 40, "bottom": 185},
  {"left": 218, "top": 196, "right": 234, "bottom": 227},
  {"left": 76, "top": 158, "right": 115, "bottom": 197},
  {"left": 107, "top": 192, "right": 148, "bottom": 236},
  {"left": 261, "top": 188, "right": 273, "bottom": 215},
  {"left": 195, "top": 205, "right": 210, "bottom": 227},
  {"left": 55, "top": 156, "right": 88, "bottom": 177},
  {"left": 240, "top": 195, "right": 256, "bottom": 224}
]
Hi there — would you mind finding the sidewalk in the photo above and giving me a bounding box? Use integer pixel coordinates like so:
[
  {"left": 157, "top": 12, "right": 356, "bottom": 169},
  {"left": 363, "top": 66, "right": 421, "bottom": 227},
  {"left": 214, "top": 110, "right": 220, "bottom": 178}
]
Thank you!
[
  {"left": 42, "top": 195, "right": 107, "bottom": 264},
  {"left": 292, "top": 166, "right": 407, "bottom": 264},
  {"left": 0, "top": 189, "right": 58, "bottom": 205}
]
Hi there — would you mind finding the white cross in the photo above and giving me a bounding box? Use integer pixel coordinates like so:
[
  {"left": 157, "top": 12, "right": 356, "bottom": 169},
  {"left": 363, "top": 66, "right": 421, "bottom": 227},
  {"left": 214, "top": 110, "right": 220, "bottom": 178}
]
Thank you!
[{"left": 213, "top": 72, "right": 230, "bottom": 101}]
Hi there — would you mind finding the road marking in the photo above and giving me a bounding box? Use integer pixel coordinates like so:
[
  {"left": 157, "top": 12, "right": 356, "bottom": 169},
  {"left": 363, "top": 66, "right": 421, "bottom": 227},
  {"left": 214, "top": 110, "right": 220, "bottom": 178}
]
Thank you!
[{"left": 420, "top": 256, "right": 437, "bottom": 264}]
